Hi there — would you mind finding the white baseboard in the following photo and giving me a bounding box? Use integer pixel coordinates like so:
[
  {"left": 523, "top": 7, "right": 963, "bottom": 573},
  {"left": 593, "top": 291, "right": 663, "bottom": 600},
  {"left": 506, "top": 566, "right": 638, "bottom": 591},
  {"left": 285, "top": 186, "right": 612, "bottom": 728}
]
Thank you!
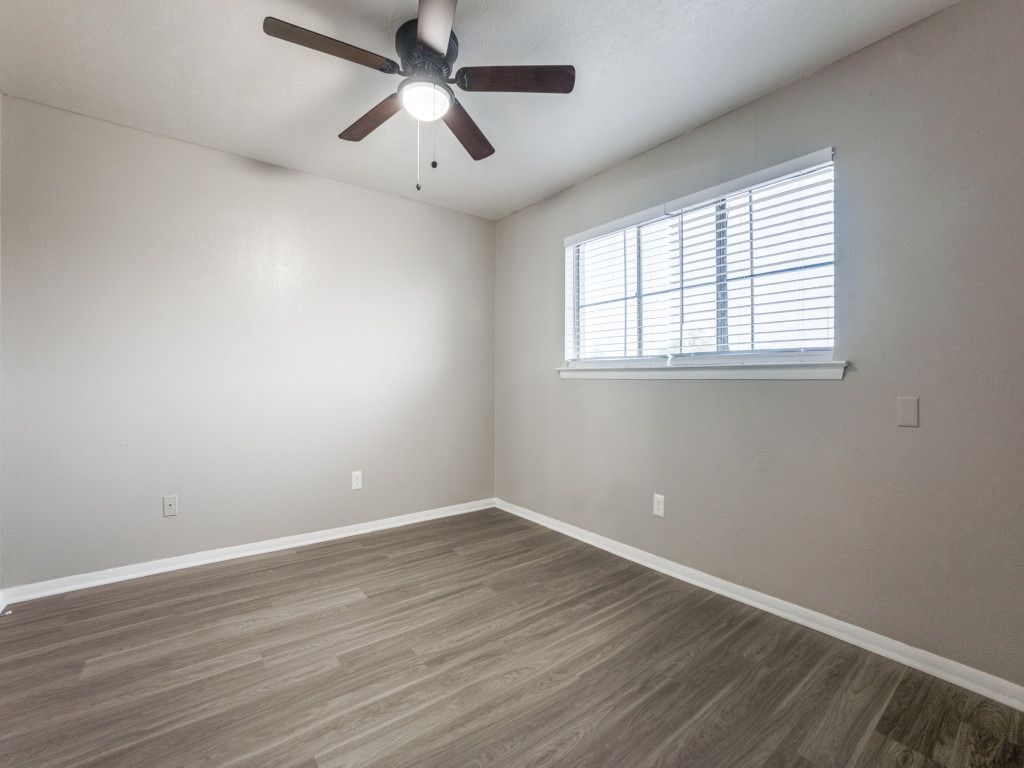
[
  {"left": 494, "top": 498, "right": 1024, "bottom": 713},
  {"left": 4, "top": 495, "right": 1019, "bottom": 712},
  {"left": 1, "top": 498, "right": 499, "bottom": 606}
]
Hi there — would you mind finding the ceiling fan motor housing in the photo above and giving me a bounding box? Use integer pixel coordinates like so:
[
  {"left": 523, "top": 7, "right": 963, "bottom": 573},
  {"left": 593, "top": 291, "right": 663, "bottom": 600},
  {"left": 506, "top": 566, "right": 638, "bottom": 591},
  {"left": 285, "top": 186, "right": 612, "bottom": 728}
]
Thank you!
[{"left": 395, "top": 18, "right": 459, "bottom": 80}]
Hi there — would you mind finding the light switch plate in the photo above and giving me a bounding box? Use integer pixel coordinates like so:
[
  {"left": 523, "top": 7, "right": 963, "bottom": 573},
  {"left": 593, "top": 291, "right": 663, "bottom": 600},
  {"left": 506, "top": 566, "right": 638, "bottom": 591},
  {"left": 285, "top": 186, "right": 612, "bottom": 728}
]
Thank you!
[{"left": 897, "top": 396, "right": 920, "bottom": 427}]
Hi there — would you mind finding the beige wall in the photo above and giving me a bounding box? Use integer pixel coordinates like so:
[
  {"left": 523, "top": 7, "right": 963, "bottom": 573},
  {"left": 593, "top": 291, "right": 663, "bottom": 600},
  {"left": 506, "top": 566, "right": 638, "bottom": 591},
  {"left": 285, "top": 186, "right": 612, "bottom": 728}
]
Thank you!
[
  {"left": 0, "top": 96, "right": 495, "bottom": 586},
  {"left": 495, "top": 0, "right": 1024, "bottom": 685}
]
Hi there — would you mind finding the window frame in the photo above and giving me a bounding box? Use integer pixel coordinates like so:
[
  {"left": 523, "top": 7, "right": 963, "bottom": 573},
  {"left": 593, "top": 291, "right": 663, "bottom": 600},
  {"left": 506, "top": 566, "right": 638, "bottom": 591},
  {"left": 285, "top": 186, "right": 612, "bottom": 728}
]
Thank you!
[{"left": 560, "top": 149, "right": 846, "bottom": 381}]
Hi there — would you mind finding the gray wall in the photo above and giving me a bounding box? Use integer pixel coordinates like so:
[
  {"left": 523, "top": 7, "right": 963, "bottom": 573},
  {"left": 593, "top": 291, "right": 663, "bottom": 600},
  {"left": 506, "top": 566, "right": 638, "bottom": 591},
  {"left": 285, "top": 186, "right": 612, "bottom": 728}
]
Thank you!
[
  {"left": 1, "top": 96, "right": 495, "bottom": 586},
  {"left": 495, "top": 0, "right": 1024, "bottom": 685}
]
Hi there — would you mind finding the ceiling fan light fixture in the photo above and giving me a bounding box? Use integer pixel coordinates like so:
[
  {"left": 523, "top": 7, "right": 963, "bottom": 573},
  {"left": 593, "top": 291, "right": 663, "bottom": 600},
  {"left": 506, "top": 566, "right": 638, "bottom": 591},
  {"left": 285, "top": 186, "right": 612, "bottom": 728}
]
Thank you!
[
  {"left": 265, "top": 1, "right": 574, "bottom": 160},
  {"left": 399, "top": 79, "right": 452, "bottom": 122}
]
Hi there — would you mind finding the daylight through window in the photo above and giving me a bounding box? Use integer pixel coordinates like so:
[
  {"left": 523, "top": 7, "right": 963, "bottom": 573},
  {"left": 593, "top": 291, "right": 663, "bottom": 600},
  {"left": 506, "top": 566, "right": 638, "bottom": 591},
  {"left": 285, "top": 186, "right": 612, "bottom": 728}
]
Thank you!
[{"left": 564, "top": 159, "right": 835, "bottom": 364}]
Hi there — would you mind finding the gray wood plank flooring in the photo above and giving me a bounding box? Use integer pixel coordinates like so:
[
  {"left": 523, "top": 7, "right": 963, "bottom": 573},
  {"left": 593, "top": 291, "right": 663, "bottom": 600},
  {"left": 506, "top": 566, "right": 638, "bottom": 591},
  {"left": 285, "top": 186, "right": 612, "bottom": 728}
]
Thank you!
[{"left": 0, "top": 509, "right": 1019, "bottom": 767}]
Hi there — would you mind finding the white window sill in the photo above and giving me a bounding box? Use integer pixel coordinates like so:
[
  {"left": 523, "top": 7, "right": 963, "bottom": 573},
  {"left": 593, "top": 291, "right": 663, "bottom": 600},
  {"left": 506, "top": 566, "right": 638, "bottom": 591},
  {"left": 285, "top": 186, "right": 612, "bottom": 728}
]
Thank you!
[{"left": 557, "top": 360, "right": 848, "bottom": 380}]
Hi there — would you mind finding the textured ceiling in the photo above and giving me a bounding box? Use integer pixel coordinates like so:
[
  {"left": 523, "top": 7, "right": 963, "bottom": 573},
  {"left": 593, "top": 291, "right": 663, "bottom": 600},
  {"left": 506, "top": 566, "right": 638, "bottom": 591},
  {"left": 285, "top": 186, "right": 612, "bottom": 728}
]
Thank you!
[{"left": 0, "top": 0, "right": 959, "bottom": 220}]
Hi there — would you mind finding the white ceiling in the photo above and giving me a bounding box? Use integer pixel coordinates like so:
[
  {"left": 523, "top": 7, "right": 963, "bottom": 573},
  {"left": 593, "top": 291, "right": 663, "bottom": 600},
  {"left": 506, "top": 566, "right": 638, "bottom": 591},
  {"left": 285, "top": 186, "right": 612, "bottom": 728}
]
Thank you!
[{"left": 0, "top": 0, "right": 958, "bottom": 220}]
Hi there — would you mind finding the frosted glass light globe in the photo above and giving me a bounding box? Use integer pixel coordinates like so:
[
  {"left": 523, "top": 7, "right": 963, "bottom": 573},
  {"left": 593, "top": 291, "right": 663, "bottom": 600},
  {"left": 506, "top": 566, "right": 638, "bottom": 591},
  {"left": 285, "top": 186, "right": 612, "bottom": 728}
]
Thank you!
[{"left": 400, "top": 80, "right": 452, "bottom": 122}]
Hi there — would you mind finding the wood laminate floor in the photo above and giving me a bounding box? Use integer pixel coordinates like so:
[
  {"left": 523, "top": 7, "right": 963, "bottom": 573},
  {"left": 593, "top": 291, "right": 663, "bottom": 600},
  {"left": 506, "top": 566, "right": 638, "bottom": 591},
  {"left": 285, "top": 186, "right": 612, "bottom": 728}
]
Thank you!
[{"left": 0, "top": 509, "right": 1020, "bottom": 768}]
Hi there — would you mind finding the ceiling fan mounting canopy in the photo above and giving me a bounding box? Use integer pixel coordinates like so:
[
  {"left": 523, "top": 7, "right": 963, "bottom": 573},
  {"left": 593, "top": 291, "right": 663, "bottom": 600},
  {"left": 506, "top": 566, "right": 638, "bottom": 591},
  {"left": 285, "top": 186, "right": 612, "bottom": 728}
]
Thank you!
[{"left": 262, "top": 0, "right": 576, "bottom": 161}]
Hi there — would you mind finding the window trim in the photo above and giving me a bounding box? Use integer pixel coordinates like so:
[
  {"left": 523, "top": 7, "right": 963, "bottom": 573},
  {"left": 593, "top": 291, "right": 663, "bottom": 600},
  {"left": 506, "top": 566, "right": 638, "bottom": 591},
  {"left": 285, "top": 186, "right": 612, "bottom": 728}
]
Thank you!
[
  {"left": 558, "top": 359, "right": 848, "bottom": 381},
  {"left": 562, "top": 148, "right": 844, "bottom": 380}
]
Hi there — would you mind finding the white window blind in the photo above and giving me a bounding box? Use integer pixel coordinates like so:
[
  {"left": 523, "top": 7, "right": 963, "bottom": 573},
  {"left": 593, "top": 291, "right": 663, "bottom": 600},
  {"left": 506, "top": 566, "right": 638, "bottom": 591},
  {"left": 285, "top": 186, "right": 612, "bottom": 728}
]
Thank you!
[{"left": 565, "top": 158, "right": 835, "bottom": 365}]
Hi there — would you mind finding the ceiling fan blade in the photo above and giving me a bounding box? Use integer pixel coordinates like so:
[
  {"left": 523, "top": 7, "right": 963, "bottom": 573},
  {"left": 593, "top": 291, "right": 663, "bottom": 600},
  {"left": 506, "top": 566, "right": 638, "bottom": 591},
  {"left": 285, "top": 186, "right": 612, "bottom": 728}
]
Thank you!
[
  {"left": 416, "top": 0, "right": 457, "bottom": 56},
  {"left": 455, "top": 65, "right": 576, "bottom": 93},
  {"left": 339, "top": 94, "right": 403, "bottom": 141},
  {"left": 264, "top": 17, "right": 400, "bottom": 74},
  {"left": 442, "top": 99, "right": 494, "bottom": 161}
]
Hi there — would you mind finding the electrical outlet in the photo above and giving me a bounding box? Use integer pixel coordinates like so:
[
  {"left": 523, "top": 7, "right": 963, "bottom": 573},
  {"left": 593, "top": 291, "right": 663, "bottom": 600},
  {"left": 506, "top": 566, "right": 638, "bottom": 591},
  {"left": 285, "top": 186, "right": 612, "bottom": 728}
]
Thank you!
[
  {"left": 163, "top": 494, "right": 178, "bottom": 517},
  {"left": 351, "top": 471, "right": 363, "bottom": 491},
  {"left": 653, "top": 493, "right": 665, "bottom": 518}
]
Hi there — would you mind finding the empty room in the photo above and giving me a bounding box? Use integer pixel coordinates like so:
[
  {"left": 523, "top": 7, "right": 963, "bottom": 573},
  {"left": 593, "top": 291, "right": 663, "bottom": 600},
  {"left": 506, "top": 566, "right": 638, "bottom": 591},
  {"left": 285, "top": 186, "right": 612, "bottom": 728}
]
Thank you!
[{"left": 0, "top": 0, "right": 1021, "bottom": 766}]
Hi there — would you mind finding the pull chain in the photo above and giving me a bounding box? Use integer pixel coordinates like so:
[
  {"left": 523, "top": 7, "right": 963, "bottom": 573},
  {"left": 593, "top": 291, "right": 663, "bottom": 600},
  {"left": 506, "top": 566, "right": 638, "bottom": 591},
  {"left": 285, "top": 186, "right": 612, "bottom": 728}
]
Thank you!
[
  {"left": 431, "top": 85, "right": 438, "bottom": 170},
  {"left": 431, "top": 119, "right": 438, "bottom": 169},
  {"left": 415, "top": 120, "right": 422, "bottom": 191}
]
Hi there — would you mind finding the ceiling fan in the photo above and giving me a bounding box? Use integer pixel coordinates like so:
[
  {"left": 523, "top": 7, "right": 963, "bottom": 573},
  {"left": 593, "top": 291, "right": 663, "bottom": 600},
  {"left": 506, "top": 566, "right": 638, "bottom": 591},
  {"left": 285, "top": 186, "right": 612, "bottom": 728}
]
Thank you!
[{"left": 263, "top": 0, "right": 576, "bottom": 161}]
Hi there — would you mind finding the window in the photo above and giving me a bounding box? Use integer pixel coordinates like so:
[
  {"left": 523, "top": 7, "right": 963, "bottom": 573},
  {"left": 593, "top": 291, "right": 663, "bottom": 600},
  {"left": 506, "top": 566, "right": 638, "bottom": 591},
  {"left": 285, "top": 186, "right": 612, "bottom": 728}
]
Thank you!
[{"left": 563, "top": 150, "right": 845, "bottom": 379}]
